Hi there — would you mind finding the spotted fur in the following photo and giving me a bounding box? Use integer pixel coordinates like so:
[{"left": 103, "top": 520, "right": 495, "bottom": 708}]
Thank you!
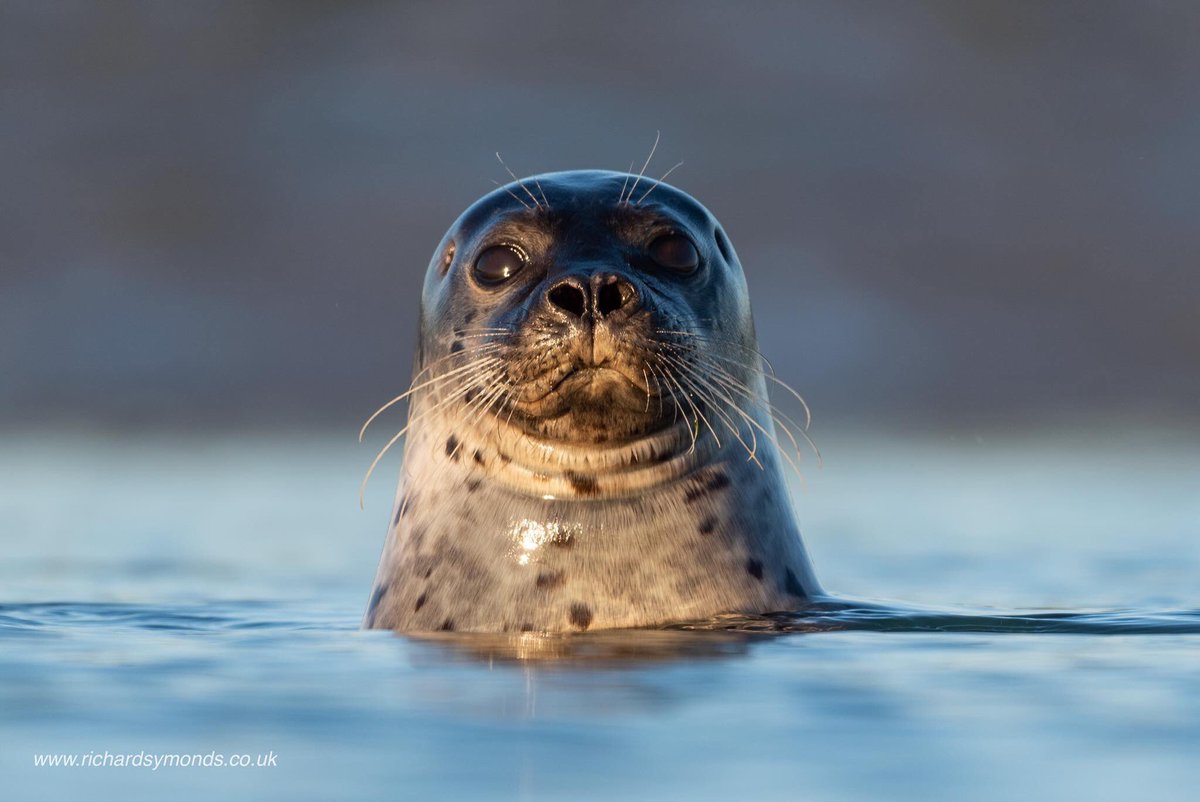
[{"left": 364, "top": 170, "right": 822, "bottom": 633}]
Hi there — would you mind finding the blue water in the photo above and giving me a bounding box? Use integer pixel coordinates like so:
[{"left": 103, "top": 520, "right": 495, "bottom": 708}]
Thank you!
[{"left": 3, "top": 429, "right": 1199, "bottom": 800}]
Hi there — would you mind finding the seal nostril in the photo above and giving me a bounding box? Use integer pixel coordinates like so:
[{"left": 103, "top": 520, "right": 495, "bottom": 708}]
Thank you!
[
  {"left": 595, "top": 277, "right": 636, "bottom": 317},
  {"left": 596, "top": 282, "right": 623, "bottom": 317},
  {"left": 548, "top": 283, "right": 587, "bottom": 317}
]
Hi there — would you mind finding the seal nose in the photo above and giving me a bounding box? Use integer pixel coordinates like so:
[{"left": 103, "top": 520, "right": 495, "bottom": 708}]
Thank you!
[
  {"left": 546, "top": 273, "right": 639, "bottom": 319},
  {"left": 546, "top": 278, "right": 588, "bottom": 318},
  {"left": 593, "top": 273, "right": 638, "bottom": 317}
]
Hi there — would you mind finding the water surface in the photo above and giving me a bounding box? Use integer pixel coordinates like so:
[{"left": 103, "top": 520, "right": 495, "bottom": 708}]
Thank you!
[{"left": 2, "top": 430, "right": 1198, "bottom": 800}]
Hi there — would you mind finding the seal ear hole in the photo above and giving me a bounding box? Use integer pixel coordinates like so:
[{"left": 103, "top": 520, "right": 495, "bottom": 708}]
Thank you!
[
  {"left": 439, "top": 242, "right": 456, "bottom": 276},
  {"left": 715, "top": 228, "right": 732, "bottom": 263}
]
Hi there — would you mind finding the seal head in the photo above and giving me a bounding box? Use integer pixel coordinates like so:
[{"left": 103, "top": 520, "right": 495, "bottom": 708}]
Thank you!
[{"left": 365, "top": 170, "right": 821, "bottom": 632}]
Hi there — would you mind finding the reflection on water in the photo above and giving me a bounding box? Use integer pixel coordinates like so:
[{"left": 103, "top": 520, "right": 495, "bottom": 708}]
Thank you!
[
  {"left": 5, "top": 599, "right": 1200, "bottom": 664},
  {"left": 671, "top": 600, "right": 1200, "bottom": 636},
  {"left": 2, "top": 432, "right": 1199, "bottom": 801}
]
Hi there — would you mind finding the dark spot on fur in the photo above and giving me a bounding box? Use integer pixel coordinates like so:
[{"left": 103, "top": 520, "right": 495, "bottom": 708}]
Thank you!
[
  {"left": 366, "top": 583, "right": 389, "bottom": 627},
  {"left": 464, "top": 387, "right": 480, "bottom": 403},
  {"left": 393, "top": 500, "right": 405, "bottom": 526},
  {"left": 566, "top": 472, "right": 599, "bottom": 496},
  {"left": 520, "top": 623, "right": 534, "bottom": 632},
  {"left": 463, "top": 310, "right": 476, "bottom": 323},
  {"left": 423, "top": 567, "right": 433, "bottom": 579},
  {"left": 414, "top": 592, "right": 427, "bottom": 612},
  {"left": 548, "top": 531, "right": 575, "bottom": 549},
  {"left": 536, "top": 571, "right": 564, "bottom": 590},
  {"left": 684, "top": 472, "right": 731, "bottom": 504},
  {"left": 467, "top": 479, "right": 482, "bottom": 492},
  {"left": 745, "top": 558, "right": 764, "bottom": 580},
  {"left": 473, "top": 450, "right": 485, "bottom": 465},
  {"left": 568, "top": 603, "right": 593, "bottom": 630},
  {"left": 450, "top": 340, "right": 463, "bottom": 353},
  {"left": 439, "top": 619, "right": 455, "bottom": 631},
  {"left": 708, "top": 473, "right": 732, "bottom": 491},
  {"left": 785, "top": 568, "right": 806, "bottom": 598},
  {"left": 445, "top": 436, "right": 459, "bottom": 459},
  {"left": 698, "top": 515, "right": 717, "bottom": 536}
]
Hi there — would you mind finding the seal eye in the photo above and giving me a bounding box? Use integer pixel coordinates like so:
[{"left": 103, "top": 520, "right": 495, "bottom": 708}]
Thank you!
[
  {"left": 648, "top": 234, "right": 699, "bottom": 273},
  {"left": 474, "top": 244, "right": 527, "bottom": 285}
]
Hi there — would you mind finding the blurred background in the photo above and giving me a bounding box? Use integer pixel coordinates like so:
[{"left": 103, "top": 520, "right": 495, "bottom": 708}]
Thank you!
[
  {"left": 3, "top": 0, "right": 1197, "bottom": 434},
  {"left": 4, "top": 8, "right": 1200, "bottom": 800}
]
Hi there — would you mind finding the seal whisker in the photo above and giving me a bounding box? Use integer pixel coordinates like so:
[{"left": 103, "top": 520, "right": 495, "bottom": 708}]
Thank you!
[
  {"left": 455, "top": 327, "right": 513, "bottom": 335},
  {"left": 636, "top": 160, "right": 684, "bottom": 206},
  {"left": 659, "top": 351, "right": 761, "bottom": 467},
  {"left": 662, "top": 352, "right": 762, "bottom": 465},
  {"left": 695, "top": 374, "right": 807, "bottom": 483},
  {"left": 499, "top": 375, "right": 523, "bottom": 432},
  {"left": 644, "top": 361, "right": 672, "bottom": 421},
  {"left": 426, "top": 364, "right": 508, "bottom": 463},
  {"left": 490, "top": 179, "right": 533, "bottom": 212},
  {"left": 655, "top": 330, "right": 778, "bottom": 377},
  {"left": 465, "top": 374, "right": 511, "bottom": 427},
  {"left": 657, "top": 337, "right": 810, "bottom": 430},
  {"left": 646, "top": 360, "right": 680, "bottom": 426},
  {"left": 624, "top": 130, "right": 660, "bottom": 205},
  {"left": 360, "top": 360, "right": 505, "bottom": 505},
  {"left": 684, "top": 352, "right": 820, "bottom": 471},
  {"left": 359, "top": 350, "right": 506, "bottom": 441},
  {"left": 677, "top": 340, "right": 812, "bottom": 432},
  {"left": 673, "top": 369, "right": 724, "bottom": 450},
  {"left": 454, "top": 364, "right": 513, "bottom": 435},
  {"left": 531, "top": 175, "right": 550, "bottom": 210},
  {"left": 650, "top": 354, "right": 710, "bottom": 452},
  {"left": 449, "top": 373, "right": 514, "bottom": 461},
  {"left": 618, "top": 160, "right": 635, "bottom": 206},
  {"left": 663, "top": 344, "right": 787, "bottom": 450},
  {"left": 451, "top": 334, "right": 515, "bottom": 344},
  {"left": 359, "top": 348, "right": 505, "bottom": 444},
  {"left": 699, "top": 358, "right": 821, "bottom": 465},
  {"left": 676, "top": 348, "right": 813, "bottom": 467},
  {"left": 648, "top": 360, "right": 686, "bottom": 434},
  {"left": 495, "top": 152, "right": 543, "bottom": 210}
]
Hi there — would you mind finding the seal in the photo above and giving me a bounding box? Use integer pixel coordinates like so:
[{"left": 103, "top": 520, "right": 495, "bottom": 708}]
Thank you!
[{"left": 363, "top": 169, "right": 822, "bottom": 633}]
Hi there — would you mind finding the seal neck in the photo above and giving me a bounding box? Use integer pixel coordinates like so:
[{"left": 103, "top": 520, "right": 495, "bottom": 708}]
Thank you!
[{"left": 413, "top": 399, "right": 719, "bottom": 501}]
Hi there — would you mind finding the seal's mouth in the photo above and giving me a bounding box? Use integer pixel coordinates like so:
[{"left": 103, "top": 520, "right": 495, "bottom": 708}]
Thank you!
[
  {"left": 547, "top": 364, "right": 647, "bottom": 400},
  {"left": 517, "top": 359, "right": 658, "bottom": 432},
  {"left": 498, "top": 321, "right": 682, "bottom": 442}
]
